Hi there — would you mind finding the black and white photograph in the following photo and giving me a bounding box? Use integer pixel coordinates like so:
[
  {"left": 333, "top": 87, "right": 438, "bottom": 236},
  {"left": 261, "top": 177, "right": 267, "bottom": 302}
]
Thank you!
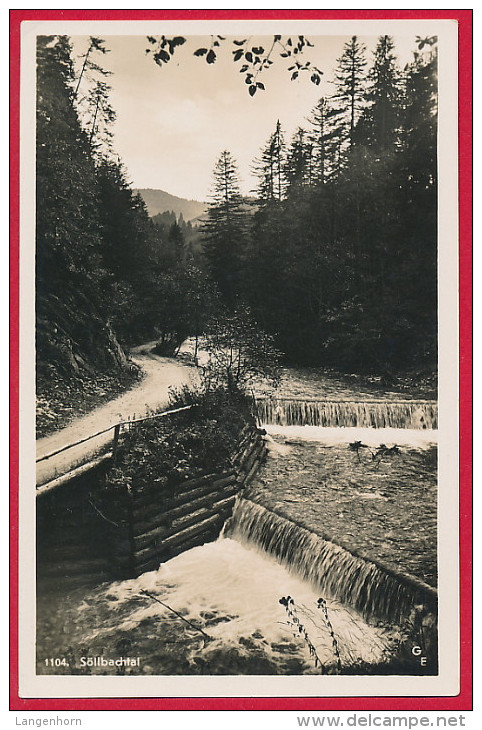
[{"left": 16, "top": 16, "right": 461, "bottom": 700}]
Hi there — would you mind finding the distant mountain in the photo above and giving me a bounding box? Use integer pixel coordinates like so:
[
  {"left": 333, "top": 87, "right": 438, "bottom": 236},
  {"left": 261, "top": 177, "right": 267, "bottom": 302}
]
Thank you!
[{"left": 135, "top": 188, "right": 206, "bottom": 222}]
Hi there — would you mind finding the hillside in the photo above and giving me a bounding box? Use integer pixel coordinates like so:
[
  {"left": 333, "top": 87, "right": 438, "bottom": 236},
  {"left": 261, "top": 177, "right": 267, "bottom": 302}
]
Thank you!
[{"left": 135, "top": 188, "right": 206, "bottom": 221}]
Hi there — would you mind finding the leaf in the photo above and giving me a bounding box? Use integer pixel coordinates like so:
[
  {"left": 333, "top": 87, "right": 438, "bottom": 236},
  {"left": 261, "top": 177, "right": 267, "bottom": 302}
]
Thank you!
[
  {"left": 256, "top": 82, "right": 265, "bottom": 90},
  {"left": 206, "top": 50, "right": 216, "bottom": 64},
  {"left": 155, "top": 50, "right": 170, "bottom": 64},
  {"left": 233, "top": 39, "right": 247, "bottom": 46},
  {"left": 291, "top": 71, "right": 299, "bottom": 80},
  {"left": 245, "top": 51, "right": 253, "bottom": 63},
  {"left": 252, "top": 46, "right": 264, "bottom": 55},
  {"left": 233, "top": 49, "right": 244, "bottom": 62},
  {"left": 194, "top": 48, "right": 208, "bottom": 56},
  {"left": 248, "top": 84, "right": 257, "bottom": 96},
  {"left": 274, "top": 35, "right": 281, "bottom": 42},
  {"left": 147, "top": 36, "right": 157, "bottom": 44}
]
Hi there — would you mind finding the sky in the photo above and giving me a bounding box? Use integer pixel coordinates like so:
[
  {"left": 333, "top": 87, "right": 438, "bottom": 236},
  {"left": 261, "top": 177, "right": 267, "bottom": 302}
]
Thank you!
[{"left": 72, "top": 32, "right": 419, "bottom": 202}]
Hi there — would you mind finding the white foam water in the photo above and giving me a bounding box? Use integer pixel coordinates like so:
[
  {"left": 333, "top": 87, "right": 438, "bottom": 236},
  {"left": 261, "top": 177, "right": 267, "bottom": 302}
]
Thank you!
[
  {"left": 264, "top": 425, "right": 437, "bottom": 450},
  {"left": 80, "top": 537, "right": 396, "bottom": 673}
]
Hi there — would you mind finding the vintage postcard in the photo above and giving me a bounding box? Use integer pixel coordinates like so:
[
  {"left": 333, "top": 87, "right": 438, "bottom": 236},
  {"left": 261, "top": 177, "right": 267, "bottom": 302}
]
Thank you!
[{"left": 10, "top": 9, "right": 472, "bottom": 711}]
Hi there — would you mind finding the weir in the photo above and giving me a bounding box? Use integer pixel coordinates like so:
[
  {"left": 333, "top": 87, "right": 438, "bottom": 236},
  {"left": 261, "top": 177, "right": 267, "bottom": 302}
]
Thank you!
[
  {"left": 226, "top": 497, "right": 437, "bottom": 625},
  {"left": 255, "top": 397, "right": 438, "bottom": 430}
]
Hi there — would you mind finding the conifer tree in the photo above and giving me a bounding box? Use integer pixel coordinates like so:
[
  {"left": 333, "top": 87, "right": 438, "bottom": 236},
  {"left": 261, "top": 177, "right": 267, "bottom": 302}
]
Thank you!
[
  {"left": 362, "top": 35, "right": 401, "bottom": 151},
  {"left": 74, "top": 36, "right": 111, "bottom": 98},
  {"left": 202, "top": 151, "right": 248, "bottom": 304},
  {"left": 308, "top": 97, "right": 346, "bottom": 183},
  {"left": 252, "top": 120, "right": 286, "bottom": 203},
  {"left": 36, "top": 35, "right": 102, "bottom": 293},
  {"left": 333, "top": 36, "right": 367, "bottom": 148},
  {"left": 284, "top": 127, "right": 313, "bottom": 192}
]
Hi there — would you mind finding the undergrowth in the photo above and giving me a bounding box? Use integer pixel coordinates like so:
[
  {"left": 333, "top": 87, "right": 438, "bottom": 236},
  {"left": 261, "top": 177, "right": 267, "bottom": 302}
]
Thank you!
[{"left": 106, "top": 384, "right": 255, "bottom": 496}]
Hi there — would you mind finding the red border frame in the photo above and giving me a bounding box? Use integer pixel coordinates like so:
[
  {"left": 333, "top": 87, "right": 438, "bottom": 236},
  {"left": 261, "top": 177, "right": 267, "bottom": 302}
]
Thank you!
[{"left": 9, "top": 8, "right": 473, "bottom": 712}]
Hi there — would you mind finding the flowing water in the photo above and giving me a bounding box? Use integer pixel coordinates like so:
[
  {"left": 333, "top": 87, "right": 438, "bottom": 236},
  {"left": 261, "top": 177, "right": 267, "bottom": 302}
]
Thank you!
[
  {"left": 256, "top": 399, "right": 437, "bottom": 430},
  {"left": 37, "top": 534, "right": 404, "bottom": 676},
  {"left": 36, "top": 364, "right": 438, "bottom": 676},
  {"left": 227, "top": 498, "right": 436, "bottom": 625}
]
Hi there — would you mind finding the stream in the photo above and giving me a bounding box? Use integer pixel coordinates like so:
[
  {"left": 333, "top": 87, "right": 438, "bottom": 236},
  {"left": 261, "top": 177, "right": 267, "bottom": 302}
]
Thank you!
[{"left": 36, "top": 350, "right": 438, "bottom": 676}]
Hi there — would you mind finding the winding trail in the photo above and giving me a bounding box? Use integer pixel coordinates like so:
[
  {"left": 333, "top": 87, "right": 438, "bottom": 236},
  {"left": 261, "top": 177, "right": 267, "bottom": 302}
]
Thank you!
[{"left": 36, "top": 344, "right": 196, "bottom": 487}]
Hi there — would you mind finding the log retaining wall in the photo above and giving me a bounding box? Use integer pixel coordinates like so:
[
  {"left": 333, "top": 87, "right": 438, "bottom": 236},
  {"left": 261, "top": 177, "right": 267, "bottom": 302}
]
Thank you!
[{"left": 111, "top": 424, "right": 267, "bottom": 576}]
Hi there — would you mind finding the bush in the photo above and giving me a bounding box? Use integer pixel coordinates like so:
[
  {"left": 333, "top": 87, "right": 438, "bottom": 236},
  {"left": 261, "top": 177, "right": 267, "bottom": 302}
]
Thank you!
[{"left": 106, "top": 384, "right": 255, "bottom": 496}]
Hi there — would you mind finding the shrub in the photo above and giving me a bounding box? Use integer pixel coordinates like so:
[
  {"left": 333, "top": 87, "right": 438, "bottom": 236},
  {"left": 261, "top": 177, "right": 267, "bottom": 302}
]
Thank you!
[{"left": 106, "top": 384, "right": 254, "bottom": 496}]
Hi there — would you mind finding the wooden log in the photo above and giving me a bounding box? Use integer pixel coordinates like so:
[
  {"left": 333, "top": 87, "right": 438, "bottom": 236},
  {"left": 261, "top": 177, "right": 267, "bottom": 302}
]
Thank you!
[
  {"left": 212, "top": 495, "right": 236, "bottom": 513},
  {"left": 240, "top": 441, "right": 265, "bottom": 475},
  {"left": 133, "top": 498, "right": 238, "bottom": 574},
  {"left": 232, "top": 435, "right": 261, "bottom": 468},
  {"left": 231, "top": 431, "right": 255, "bottom": 462},
  {"left": 132, "top": 476, "right": 234, "bottom": 519},
  {"left": 237, "top": 443, "right": 262, "bottom": 473},
  {"left": 132, "top": 523, "right": 170, "bottom": 551},
  {"left": 133, "top": 541, "right": 168, "bottom": 565},
  {"left": 132, "top": 470, "right": 234, "bottom": 509},
  {"left": 134, "top": 556, "right": 163, "bottom": 576},
  {"left": 36, "top": 452, "right": 113, "bottom": 495},
  {"left": 174, "top": 471, "right": 233, "bottom": 495},
  {"left": 169, "top": 483, "right": 237, "bottom": 517},
  {"left": 161, "top": 477, "right": 234, "bottom": 509},
  {"left": 161, "top": 523, "right": 222, "bottom": 564},
  {"left": 209, "top": 472, "right": 237, "bottom": 489},
  {"left": 131, "top": 511, "right": 170, "bottom": 537},
  {"left": 133, "top": 512, "right": 225, "bottom": 564},
  {"left": 162, "top": 513, "right": 224, "bottom": 549},
  {"left": 132, "top": 496, "right": 201, "bottom": 534},
  {"left": 135, "top": 502, "right": 218, "bottom": 553},
  {"left": 237, "top": 445, "right": 267, "bottom": 486},
  {"left": 243, "top": 448, "right": 267, "bottom": 486},
  {"left": 135, "top": 482, "right": 239, "bottom": 531}
]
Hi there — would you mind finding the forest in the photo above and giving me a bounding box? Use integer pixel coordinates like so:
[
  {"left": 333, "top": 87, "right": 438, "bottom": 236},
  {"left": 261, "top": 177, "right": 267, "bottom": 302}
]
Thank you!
[{"left": 36, "top": 33, "right": 438, "bottom": 407}]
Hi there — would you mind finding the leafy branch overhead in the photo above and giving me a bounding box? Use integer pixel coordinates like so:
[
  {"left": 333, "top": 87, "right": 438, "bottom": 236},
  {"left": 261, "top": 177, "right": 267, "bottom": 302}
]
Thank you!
[{"left": 146, "top": 34, "right": 323, "bottom": 95}]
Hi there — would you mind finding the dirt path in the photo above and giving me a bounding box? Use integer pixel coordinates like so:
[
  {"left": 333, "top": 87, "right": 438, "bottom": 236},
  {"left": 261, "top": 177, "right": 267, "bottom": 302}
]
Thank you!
[{"left": 36, "top": 346, "right": 196, "bottom": 486}]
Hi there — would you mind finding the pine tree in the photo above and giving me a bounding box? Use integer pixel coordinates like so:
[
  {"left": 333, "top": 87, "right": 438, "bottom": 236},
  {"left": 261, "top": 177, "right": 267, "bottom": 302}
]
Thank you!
[
  {"left": 74, "top": 37, "right": 115, "bottom": 157},
  {"left": 96, "top": 158, "right": 157, "bottom": 284},
  {"left": 252, "top": 120, "right": 286, "bottom": 203},
  {"left": 85, "top": 80, "right": 116, "bottom": 155},
  {"left": 308, "top": 97, "right": 346, "bottom": 183},
  {"left": 284, "top": 127, "right": 313, "bottom": 193},
  {"left": 202, "top": 151, "right": 248, "bottom": 304},
  {"left": 333, "top": 36, "right": 367, "bottom": 148},
  {"left": 36, "top": 35, "right": 103, "bottom": 293},
  {"left": 362, "top": 35, "right": 401, "bottom": 151},
  {"left": 74, "top": 36, "right": 111, "bottom": 97},
  {"left": 168, "top": 221, "right": 185, "bottom": 261}
]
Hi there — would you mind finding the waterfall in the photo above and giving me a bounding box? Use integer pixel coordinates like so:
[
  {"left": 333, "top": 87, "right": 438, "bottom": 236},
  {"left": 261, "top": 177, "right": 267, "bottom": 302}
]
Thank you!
[
  {"left": 256, "top": 398, "right": 437, "bottom": 430},
  {"left": 227, "top": 498, "right": 437, "bottom": 625}
]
